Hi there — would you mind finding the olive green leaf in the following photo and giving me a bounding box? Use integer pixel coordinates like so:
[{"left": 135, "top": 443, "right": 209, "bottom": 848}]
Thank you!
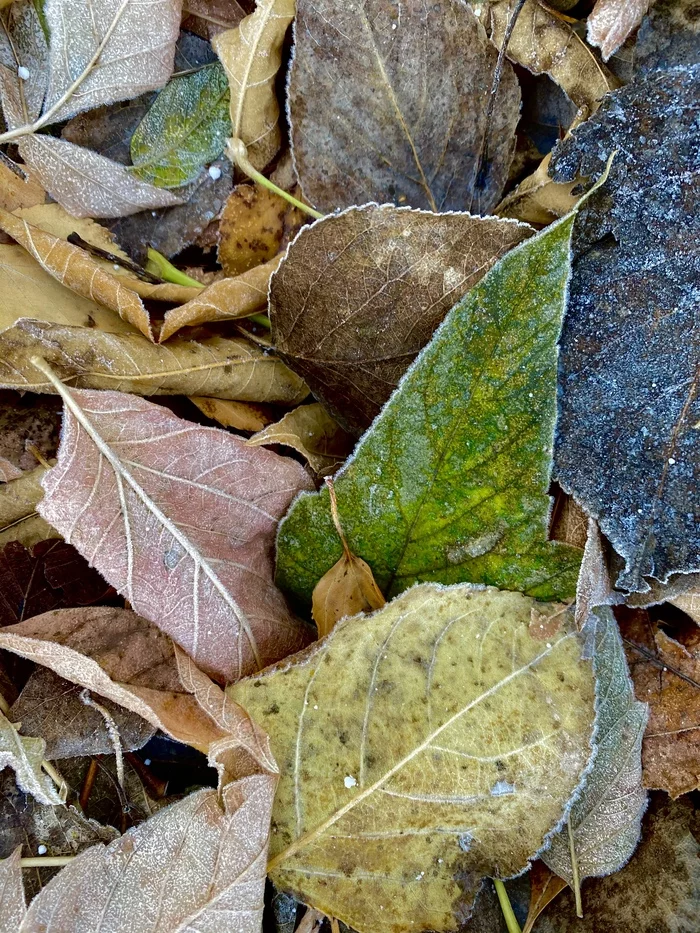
[
  {"left": 228, "top": 583, "right": 597, "bottom": 933},
  {"left": 276, "top": 212, "right": 584, "bottom": 607},
  {"left": 130, "top": 63, "right": 231, "bottom": 188}
]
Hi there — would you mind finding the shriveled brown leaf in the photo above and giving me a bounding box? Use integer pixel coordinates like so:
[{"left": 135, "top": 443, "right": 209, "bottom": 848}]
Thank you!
[
  {"left": 270, "top": 203, "right": 533, "bottom": 434},
  {"left": 247, "top": 402, "right": 354, "bottom": 475},
  {"left": 0, "top": 466, "right": 54, "bottom": 551},
  {"left": 522, "top": 861, "right": 567, "bottom": 933},
  {"left": 588, "top": 0, "right": 652, "bottom": 60},
  {"left": 289, "top": 0, "right": 520, "bottom": 214},
  {"left": 312, "top": 551, "right": 385, "bottom": 639},
  {"left": 160, "top": 255, "right": 282, "bottom": 340},
  {"left": 0, "top": 459, "right": 22, "bottom": 482},
  {"left": 496, "top": 150, "right": 581, "bottom": 226},
  {"left": 0, "top": 207, "right": 152, "bottom": 339},
  {"left": 189, "top": 396, "right": 277, "bottom": 432},
  {"left": 0, "top": 161, "right": 44, "bottom": 212},
  {"left": 213, "top": 0, "right": 294, "bottom": 171},
  {"left": 0, "top": 320, "right": 309, "bottom": 404},
  {"left": 0, "top": 707, "right": 63, "bottom": 805},
  {"left": 218, "top": 183, "right": 304, "bottom": 276},
  {"left": 0, "top": 847, "right": 25, "bottom": 932},
  {"left": 618, "top": 608, "right": 700, "bottom": 797},
  {"left": 35, "top": 385, "right": 314, "bottom": 682}
]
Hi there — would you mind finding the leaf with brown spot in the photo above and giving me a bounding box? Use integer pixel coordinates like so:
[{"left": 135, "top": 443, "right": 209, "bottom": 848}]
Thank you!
[
  {"left": 189, "top": 396, "right": 277, "bottom": 433},
  {"left": 288, "top": 0, "right": 520, "bottom": 215},
  {"left": 218, "top": 183, "right": 304, "bottom": 276},
  {"left": 247, "top": 403, "right": 354, "bottom": 476},
  {"left": 587, "top": 0, "right": 652, "bottom": 60},
  {"left": 34, "top": 383, "right": 314, "bottom": 683},
  {"left": 270, "top": 203, "right": 533, "bottom": 435}
]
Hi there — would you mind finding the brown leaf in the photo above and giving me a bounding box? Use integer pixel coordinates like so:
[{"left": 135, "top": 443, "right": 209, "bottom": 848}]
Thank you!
[
  {"left": 0, "top": 207, "right": 152, "bottom": 339},
  {"left": 0, "top": 847, "right": 26, "bottom": 932},
  {"left": 247, "top": 402, "right": 355, "bottom": 475},
  {"left": 289, "top": 0, "right": 520, "bottom": 215},
  {"left": 588, "top": 0, "right": 652, "bottom": 60},
  {"left": 522, "top": 861, "right": 567, "bottom": 933},
  {"left": 618, "top": 608, "right": 700, "bottom": 797},
  {"left": 160, "top": 255, "right": 282, "bottom": 340},
  {"left": 218, "top": 183, "right": 304, "bottom": 276},
  {"left": 189, "top": 396, "right": 278, "bottom": 433},
  {"left": 496, "top": 150, "right": 581, "bottom": 225},
  {"left": 550, "top": 490, "right": 589, "bottom": 549},
  {"left": 183, "top": 0, "right": 249, "bottom": 40},
  {"left": 35, "top": 384, "right": 314, "bottom": 682},
  {"left": 270, "top": 203, "right": 533, "bottom": 434},
  {"left": 0, "top": 466, "right": 54, "bottom": 551},
  {"left": 0, "top": 459, "right": 22, "bottom": 482},
  {"left": 0, "top": 320, "right": 309, "bottom": 404}
]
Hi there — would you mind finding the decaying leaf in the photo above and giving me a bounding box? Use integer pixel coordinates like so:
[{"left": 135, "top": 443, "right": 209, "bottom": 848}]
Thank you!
[
  {"left": 588, "top": 0, "right": 652, "bottom": 60},
  {"left": 270, "top": 203, "right": 533, "bottom": 435},
  {"left": 551, "top": 65, "right": 700, "bottom": 591},
  {"left": 532, "top": 794, "right": 700, "bottom": 933},
  {"left": 18, "top": 773, "right": 276, "bottom": 933},
  {"left": 276, "top": 208, "right": 583, "bottom": 607},
  {"left": 189, "top": 396, "right": 277, "bottom": 432},
  {"left": 247, "top": 403, "right": 354, "bottom": 475},
  {"left": 522, "top": 861, "right": 567, "bottom": 933},
  {"left": 0, "top": 466, "right": 53, "bottom": 551},
  {"left": 288, "top": 0, "right": 520, "bottom": 214},
  {"left": 229, "top": 583, "right": 597, "bottom": 932},
  {"left": 0, "top": 321, "right": 309, "bottom": 404},
  {"left": 0, "top": 848, "right": 25, "bottom": 932},
  {"left": 0, "top": 207, "right": 152, "bottom": 338},
  {"left": 0, "top": 707, "right": 62, "bottom": 805},
  {"left": 35, "top": 383, "right": 314, "bottom": 682},
  {"left": 130, "top": 62, "right": 231, "bottom": 188},
  {"left": 213, "top": 0, "right": 294, "bottom": 171},
  {"left": 160, "top": 255, "right": 282, "bottom": 340},
  {"left": 543, "top": 609, "right": 648, "bottom": 883},
  {"left": 61, "top": 94, "right": 155, "bottom": 166},
  {"left": 618, "top": 608, "right": 700, "bottom": 797},
  {"left": 218, "top": 183, "right": 303, "bottom": 276}
]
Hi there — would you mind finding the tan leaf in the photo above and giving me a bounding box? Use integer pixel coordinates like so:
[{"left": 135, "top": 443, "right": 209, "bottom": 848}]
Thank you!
[
  {"left": 18, "top": 774, "right": 277, "bottom": 933},
  {"left": 522, "top": 861, "right": 567, "bottom": 933},
  {"left": 0, "top": 465, "right": 54, "bottom": 550},
  {"left": 229, "top": 583, "right": 597, "bottom": 932},
  {"left": 0, "top": 848, "right": 26, "bottom": 933},
  {"left": 587, "top": 0, "right": 652, "bottom": 60},
  {"left": 17, "top": 136, "right": 183, "bottom": 219},
  {"left": 669, "top": 591, "right": 700, "bottom": 625},
  {"left": 35, "top": 381, "right": 315, "bottom": 683},
  {"left": 189, "top": 396, "right": 278, "bottom": 433},
  {"left": 0, "top": 320, "right": 310, "bottom": 404},
  {"left": 496, "top": 151, "right": 581, "bottom": 226},
  {"left": 0, "top": 458, "right": 22, "bottom": 482},
  {"left": 218, "top": 183, "right": 304, "bottom": 276},
  {"left": 550, "top": 489, "right": 589, "bottom": 550},
  {"left": 0, "top": 707, "right": 62, "bottom": 805},
  {"left": 247, "top": 402, "right": 354, "bottom": 475},
  {"left": 213, "top": 0, "right": 295, "bottom": 170},
  {"left": 0, "top": 206, "right": 152, "bottom": 339},
  {"left": 270, "top": 203, "right": 533, "bottom": 435},
  {"left": 0, "top": 160, "right": 44, "bottom": 212},
  {"left": 160, "top": 255, "right": 282, "bottom": 340}
]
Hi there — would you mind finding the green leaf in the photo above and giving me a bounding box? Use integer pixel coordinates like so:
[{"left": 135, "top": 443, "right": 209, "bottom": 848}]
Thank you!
[
  {"left": 129, "top": 63, "right": 231, "bottom": 188},
  {"left": 228, "top": 583, "right": 597, "bottom": 933},
  {"left": 276, "top": 214, "right": 583, "bottom": 606}
]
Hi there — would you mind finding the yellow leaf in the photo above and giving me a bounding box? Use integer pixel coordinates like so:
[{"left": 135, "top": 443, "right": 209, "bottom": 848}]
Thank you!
[
  {"left": 189, "top": 396, "right": 278, "bottom": 432},
  {"left": 213, "top": 0, "right": 296, "bottom": 170},
  {"left": 247, "top": 402, "right": 354, "bottom": 475}
]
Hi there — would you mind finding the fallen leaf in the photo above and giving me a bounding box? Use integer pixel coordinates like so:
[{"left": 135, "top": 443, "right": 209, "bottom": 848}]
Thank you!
[
  {"left": 543, "top": 608, "right": 648, "bottom": 882},
  {"left": 0, "top": 207, "right": 152, "bottom": 338},
  {"left": 276, "top": 207, "right": 583, "bottom": 607},
  {"left": 0, "top": 848, "right": 25, "bottom": 932},
  {"left": 189, "top": 396, "right": 277, "bottom": 433},
  {"left": 532, "top": 794, "right": 700, "bottom": 933},
  {"left": 0, "top": 459, "right": 22, "bottom": 482},
  {"left": 10, "top": 667, "right": 154, "bottom": 759},
  {"left": 588, "top": 0, "right": 652, "bottom": 60},
  {"left": 183, "top": 0, "right": 248, "bottom": 40},
  {"left": 551, "top": 65, "right": 700, "bottom": 591},
  {"left": 247, "top": 403, "right": 355, "bottom": 476},
  {"left": 130, "top": 62, "right": 231, "bottom": 188},
  {"left": 213, "top": 0, "right": 294, "bottom": 171},
  {"left": 61, "top": 94, "right": 155, "bottom": 165},
  {"left": 228, "top": 583, "right": 597, "bottom": 932},
  {"left": 495, "top": 149, "right": 581, "bottom": 226},
  {"left": 160, "top": 255, "right": 282, "bottom": 340},
  {"left": 669, "top": 591, "right": 700, "bottom": 625},
  {"left": 0, "top": 707, "right": 62, "bottom": 805},
  {"left": 522, "top": 861, "right": 566, "bottom": 933},
  {"left": 0, "top": 539, "right": 110, "bottom": 627},
  {"left": 218, "top": 183, "right": 303, "bottom": 276},
  {"left": 270, "top": 203, "right": 533, "bottom": 435},
  {"left": 0, "top": 466, "right": 53, "bottom": 551},
  {"left": 16, "top": 136, "right": 183, "bottom": 219},
  {"left": 0, "top": 320, "right": 310, "bottom": 404},
  {"left": 0, "top": 1, "right": 47, "bottom": 124},
  {"left": 0, "top": 393, "right": 60, "bottom": 472},
  {"left": 635, "top": 0, "right": 700, "bottom": 74},
  {"left": 288, "top": 0, "right": 520, "bottom": 214},
  {"left": 35, "top": 383, "right": 315, "bottom": 682},
  {"left": 618, "top": 607, "right": 700, "bottom": 797},
  {"left": 0, "top": 160, "right": 44, "bottom": 212}
]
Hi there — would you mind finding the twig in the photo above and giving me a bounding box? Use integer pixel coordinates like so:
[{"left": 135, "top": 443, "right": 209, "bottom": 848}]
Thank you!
[
  {"left": 79, "top": 757, "right": 100, "bottom": 811},
  {"left": 20, "top": 855, "right": 75, "bottom": 868},
  {"left": 26, "top": 443, "right": 51, "bottom": 469}
]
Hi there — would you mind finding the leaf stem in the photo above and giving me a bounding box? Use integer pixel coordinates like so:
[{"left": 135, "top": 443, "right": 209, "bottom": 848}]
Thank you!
[
  {"left": 228, "top": 138, "right": 324, "bottom": 220},
  {"left": 567, "top": 816, "right": 583, "bottom": 918},
  {"left": 247, "top": 312, "right": 271, "bottom": 329},
  {"left": 20, "top": 856, "right": 75, "bottom": 868},
  {"left": 494, "top": 879, "right": 523, "bottom": 933},
  {"left": 146, "top": 249, "right": 205, "bottom": 289}
]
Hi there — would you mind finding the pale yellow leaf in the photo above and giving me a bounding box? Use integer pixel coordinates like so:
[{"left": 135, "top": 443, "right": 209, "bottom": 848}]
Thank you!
[
  {"left": 0, "top": 707, "right": 62, "bottom": 805},
  {"left": 189, "top": 396, "right": 278, "bottom": 432},
  {"left": 229, "top": 583, "right": 597, "bottom": 932},
  {"left": 0, "top": 320, "right": 310, "bottom": 404},
  {"left": 213, "top": 0, "right": 295, "bottom": 170},
  {"left": 247, "top": 402, "right": 354, "bottom": 475}
]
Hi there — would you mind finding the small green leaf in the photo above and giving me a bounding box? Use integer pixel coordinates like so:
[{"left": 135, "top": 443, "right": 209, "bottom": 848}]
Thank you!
[
  {"left": 129, "top": 63, "right": 231, "bottom": 188},
  {"left": 276, "top": 214, "right": 584, "bottom": 606}
]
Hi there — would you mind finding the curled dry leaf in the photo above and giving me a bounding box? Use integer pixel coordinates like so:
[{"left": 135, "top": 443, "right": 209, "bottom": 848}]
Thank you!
[
  {"left": 0, "top": 466, "right": 53, "bottom": 551},
  {"left": 218, "top": 183, "right": 304, "bottom": 276},
  {"left": 288, "top": 0, "right": 520, "bottom": 214},
  {"left": 247, "top": 403, "right": 355, "bottom": 476},
  {"left": 0, "top": 708, "right": 63, "bottom": 805},
  {"left": 213, "top": 0, "right": 295, "bottom": 170},
  {"left": 189, "top": 396, "right": 277, "bottom": 433},
  {"left": 0, "top": 321, "right": 310, "bottom": 404},
  {"left": 270, "top": 203, "right": 533, "bottom": 435},
  {"left": 588, "top": 0, "right": 652, "bottom": 60},
  {"left": 229, "top": 583, "right": 597, "bottom": 933},
  {"left": 0, "top": 207, "right": 152, "bottom": 339},
  {"left": 160, "top": 255, "right": 282, "bottom": 340},
  {"left": 522, "top": 861, "right": 567, "bottom": 933},
  {"left": 35, "top": 383, "right": 314, "bottom": 683}
]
